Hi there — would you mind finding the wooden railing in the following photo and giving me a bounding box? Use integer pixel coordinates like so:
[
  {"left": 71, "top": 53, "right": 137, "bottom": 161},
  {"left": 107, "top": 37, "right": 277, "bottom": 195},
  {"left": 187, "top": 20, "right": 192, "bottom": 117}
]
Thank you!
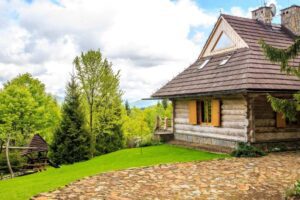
[{"left": 155, "top": 116, "right": 173, "bottom": 131}]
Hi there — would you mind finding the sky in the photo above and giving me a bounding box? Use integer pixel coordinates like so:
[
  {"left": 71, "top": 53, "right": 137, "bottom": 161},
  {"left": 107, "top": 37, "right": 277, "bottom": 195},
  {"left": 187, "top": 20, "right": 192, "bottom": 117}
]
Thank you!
[{"left": 0, "top": 0, "right": 299, "bottom": 103}]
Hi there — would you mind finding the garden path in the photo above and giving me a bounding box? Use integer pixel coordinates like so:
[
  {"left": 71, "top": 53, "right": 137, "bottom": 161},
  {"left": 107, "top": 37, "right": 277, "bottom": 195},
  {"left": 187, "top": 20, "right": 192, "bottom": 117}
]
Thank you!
[{"left": 33, "top": 151, "right": 300, "bottom": 200}]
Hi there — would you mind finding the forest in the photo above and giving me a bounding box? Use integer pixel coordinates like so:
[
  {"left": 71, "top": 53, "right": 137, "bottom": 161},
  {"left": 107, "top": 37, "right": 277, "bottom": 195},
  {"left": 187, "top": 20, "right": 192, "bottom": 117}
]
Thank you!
[{"left": 0, "top": 50, "right": 172, "bottom": 175}]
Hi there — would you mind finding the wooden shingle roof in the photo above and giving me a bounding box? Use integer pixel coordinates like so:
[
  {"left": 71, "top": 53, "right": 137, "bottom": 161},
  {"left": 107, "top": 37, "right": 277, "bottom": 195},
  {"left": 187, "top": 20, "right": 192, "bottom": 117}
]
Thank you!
[
  {"left": 152, "top": 14, "right": 300, "bottom": 98},
  {"left": 21, "top": 134, "right": 48, "bottom": 155}
]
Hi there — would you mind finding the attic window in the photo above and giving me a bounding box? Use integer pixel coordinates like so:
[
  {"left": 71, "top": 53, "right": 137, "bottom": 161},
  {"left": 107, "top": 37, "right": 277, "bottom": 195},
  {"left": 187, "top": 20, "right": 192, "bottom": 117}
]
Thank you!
[
  {"left": 198, "top": 59, "right": 210, "bottom": 69},
  {"left": 212, "top": 32, "right": 234, "bottom": 52},
  {"left": 219, "top": 55, "right": 232, "bottom": 65}
]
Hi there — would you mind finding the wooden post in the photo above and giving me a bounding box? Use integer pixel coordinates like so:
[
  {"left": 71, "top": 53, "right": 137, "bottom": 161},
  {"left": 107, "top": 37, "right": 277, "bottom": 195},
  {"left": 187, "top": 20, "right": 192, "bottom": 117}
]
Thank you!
[
  {"left": 172, "top": 100, "right": 176, "bottom": 134},
  {"left": 156, "top": 116, "right": 161, "bottom": 130},
  {"left": 5, "top": 134, "right": 14, "bottom": 178},
  {"left": 164, "top": 117, "right": 168, "bottom": 130}
]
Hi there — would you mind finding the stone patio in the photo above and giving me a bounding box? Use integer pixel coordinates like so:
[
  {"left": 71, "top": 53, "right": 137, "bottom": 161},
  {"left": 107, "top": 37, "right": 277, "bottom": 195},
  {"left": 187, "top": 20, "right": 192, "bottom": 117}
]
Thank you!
[{"left": 33, "top": 151, "right": 300, "bottom": 200}]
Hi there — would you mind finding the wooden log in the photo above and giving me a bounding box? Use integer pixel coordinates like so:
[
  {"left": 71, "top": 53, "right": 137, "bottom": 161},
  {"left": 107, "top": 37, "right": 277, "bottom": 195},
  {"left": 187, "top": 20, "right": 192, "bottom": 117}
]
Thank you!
[
  {"left": 175, "top": 113, "right": 189, "bottom": 118},
  {"left": 174, "top": 101, "right": 188, "bottom": 108},
  {"left": 255, "top": 132, "right": 300, "bottom": 141},
  {"left": 222, "top": 110, "right": 247, "bottom": 115},
  {"left": 255, "top": 119, "right": 275, "bottom": 127},
  {"left": 222, "top": 100, "right": 247, "bottom": 106},
  {"left": 175, "top": 108, "right": 188, "bottom": 115},
  {"left": 222, "top": 114, "right": 247, "bottom": 121},
  {"left": 222, "top": 121, "right": 248, "bottom": 129},
  {"left": 174, "top": 118, "right": 189, "bottom": 124},
  {"left": 174, "top": 108, "right": 187, "bottom": 113},
  {"left": 174, "top": 124, "right": 246, "bottom": 136},
  {"left": 222, "top": 104, "right": 247, "bottom": 110}
]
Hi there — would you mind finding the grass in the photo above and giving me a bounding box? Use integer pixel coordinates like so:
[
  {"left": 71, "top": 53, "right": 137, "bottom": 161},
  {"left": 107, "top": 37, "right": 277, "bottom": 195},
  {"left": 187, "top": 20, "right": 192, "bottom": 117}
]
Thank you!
[{"left": 0, "top": 144, "right": 228, "bottom": 200}]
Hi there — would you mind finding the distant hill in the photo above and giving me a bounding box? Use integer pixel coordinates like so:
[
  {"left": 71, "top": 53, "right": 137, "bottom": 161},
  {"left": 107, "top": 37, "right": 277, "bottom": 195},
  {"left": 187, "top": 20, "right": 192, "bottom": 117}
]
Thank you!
[{"left": 129, "top": 100, "right": 158, "bottom": 109}]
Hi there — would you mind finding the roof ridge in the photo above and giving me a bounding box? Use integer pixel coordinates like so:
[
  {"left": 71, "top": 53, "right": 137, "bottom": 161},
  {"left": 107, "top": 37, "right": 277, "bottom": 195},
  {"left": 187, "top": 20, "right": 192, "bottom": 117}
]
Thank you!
[{"left": 221, "top": 14, "right": 281, "bottom": 27}]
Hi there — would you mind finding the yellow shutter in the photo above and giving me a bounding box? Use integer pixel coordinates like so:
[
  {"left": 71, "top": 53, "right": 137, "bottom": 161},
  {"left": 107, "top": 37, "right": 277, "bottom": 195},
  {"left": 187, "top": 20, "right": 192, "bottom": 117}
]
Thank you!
[
  {"left": 188, "top": 100, "right": 197, "bottom": 125},
  {"left": 211, "top": 99, "right": 221, "bottom": 127},
  {"left": 276, "top": 112, "right": 286, "bottom": 128}
]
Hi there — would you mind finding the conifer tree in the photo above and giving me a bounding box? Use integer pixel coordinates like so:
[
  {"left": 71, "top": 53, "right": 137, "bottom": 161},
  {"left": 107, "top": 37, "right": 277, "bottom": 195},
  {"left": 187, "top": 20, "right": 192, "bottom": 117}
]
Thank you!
[
  {"left": 162, "top": 99, "right": 168, "bottom": 110},
  {"left": 260, "top": 38, "right": 300, "bottom": 121},
  {"left": 50, "top": 75, "right": 92, "bottom": 164},
  {"left": 125, "top": 100, "right": 131, "bottom": 116},
  {"left": 94, "top": 61, "right": 124, "bottom": 155}
]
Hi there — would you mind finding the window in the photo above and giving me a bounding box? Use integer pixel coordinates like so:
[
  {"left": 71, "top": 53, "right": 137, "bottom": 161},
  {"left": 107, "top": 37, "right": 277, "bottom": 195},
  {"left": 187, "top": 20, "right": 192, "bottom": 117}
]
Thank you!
[
  {"left": 188, "top": 99, "right": 221, "bottom": 127},
  {"left": 212, "top": 32, "right": 234, "bottom": 52},
  {"left": 219, "top": 55, "right": 232, "bottom": 66},
  {"left": 198, "top": 100, "right": 212, "bottom": 124},
  {"left": 198, "top": 59, "right": 210, "bottom": 69}
]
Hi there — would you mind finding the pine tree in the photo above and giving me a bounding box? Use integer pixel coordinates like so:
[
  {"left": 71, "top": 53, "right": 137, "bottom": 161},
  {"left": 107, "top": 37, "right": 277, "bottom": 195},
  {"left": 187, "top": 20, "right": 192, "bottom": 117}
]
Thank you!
[
  {"left": 125, "top": 100, "right": 131, "bottom": 115},
  {"left": 260, "top": 38, "right": 300, "bottom": 121},
  {"left": 162, "top": 99, "right": 168, "bottom": 110},
  {"left": 50, "top": 75, "right": 92, "bottom": 164},
  {"left": 94, "top": 61, "right": 124, "bottom": 155}
]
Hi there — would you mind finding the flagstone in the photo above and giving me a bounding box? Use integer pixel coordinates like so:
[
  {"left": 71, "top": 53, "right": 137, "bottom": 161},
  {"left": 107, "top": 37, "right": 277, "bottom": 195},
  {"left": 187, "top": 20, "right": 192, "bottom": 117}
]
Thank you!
[{"left": 33, "top": 151, "right": 300, "bottom": 200}]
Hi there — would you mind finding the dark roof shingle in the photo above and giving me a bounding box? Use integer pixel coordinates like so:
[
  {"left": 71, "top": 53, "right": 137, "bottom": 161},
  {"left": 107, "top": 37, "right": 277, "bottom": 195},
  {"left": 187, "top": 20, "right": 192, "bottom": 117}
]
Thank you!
[{"left": 152, "top": 14, "right": 300, "bottom": 98}]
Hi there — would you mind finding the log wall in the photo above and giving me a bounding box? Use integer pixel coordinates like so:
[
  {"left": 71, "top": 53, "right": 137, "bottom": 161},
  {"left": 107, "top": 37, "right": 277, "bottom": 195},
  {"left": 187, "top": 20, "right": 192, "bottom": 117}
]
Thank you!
[
  {"left": 174, "top": 97, "right": 248, "bottom": 148},
  {"left": 251, "top": 95, "right": 300, "bottom": 142}
]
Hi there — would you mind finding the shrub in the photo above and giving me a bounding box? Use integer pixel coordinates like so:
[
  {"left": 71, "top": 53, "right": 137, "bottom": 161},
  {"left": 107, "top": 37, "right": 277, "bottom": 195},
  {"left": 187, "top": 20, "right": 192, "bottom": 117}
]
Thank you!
[
  {"left": 0, "top": 152, "right": 26, "bottom": 174},
  {"left": 286, "top": 180, "right": 300, "bottom": 199},
  {"left": 231, "top": 142, "right": 266, "bottom": 157},
  {"left": 126, "top": 136, "right": 161, "bottom": 148},
  {"left": 139, "top": 138, "right": 162, "bottom": 147}
]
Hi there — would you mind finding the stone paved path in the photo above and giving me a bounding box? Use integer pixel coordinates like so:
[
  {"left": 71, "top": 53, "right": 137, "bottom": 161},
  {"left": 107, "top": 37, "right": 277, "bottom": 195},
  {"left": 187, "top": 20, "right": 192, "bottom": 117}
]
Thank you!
[{"left": 34, "top": 152, "right": 300, "bottom": 200}]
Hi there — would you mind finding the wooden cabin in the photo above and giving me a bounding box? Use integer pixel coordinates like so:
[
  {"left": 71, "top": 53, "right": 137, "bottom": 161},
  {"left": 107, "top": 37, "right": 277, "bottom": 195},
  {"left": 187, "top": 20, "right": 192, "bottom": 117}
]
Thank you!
[{"left": 152, "top": 5, "right": 300, "bottom": 151}]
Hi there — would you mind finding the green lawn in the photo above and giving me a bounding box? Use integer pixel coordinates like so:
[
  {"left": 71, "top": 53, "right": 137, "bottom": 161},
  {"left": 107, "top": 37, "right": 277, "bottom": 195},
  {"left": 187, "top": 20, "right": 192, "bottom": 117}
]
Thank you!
[{"left": 0, "top": 144, "right": 228, "bottom": 200}]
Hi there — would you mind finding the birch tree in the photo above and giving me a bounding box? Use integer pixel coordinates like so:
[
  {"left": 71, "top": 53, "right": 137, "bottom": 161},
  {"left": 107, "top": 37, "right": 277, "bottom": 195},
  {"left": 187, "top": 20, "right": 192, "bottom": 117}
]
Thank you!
[{"left": 73, "top": 50, "right": 103, "bottom": 153}]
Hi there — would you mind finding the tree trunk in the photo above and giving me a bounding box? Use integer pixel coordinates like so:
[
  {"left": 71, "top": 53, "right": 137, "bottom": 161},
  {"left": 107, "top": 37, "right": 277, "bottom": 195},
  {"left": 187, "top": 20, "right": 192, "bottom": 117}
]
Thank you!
[
  {"left": 90, "top": 104, "right": 94, "bottom": 157},
  {"left": 5, "top": 134, "right": 14, "bottom": 178},
  {"left": 0, "top": 140, "right": 3, "bottom": 154}
]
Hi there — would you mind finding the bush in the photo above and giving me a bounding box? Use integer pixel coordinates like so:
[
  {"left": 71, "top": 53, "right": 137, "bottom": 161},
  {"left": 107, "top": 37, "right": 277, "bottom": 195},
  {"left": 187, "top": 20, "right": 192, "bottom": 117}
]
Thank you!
[
  {"left": 286, "top": 180, "right": 300, "bottom": 199},
  {"left": 231, "top": 143, "right": 266, "bottom": 157},
  {"left": 125, "top": 136, "right": 162, "bottom": 148},
  {"left": 0, "top": 152, "right": 26, "bottom": 174},
  {"left": 139, "top": 138, "right": 162, "bottom": 147}
]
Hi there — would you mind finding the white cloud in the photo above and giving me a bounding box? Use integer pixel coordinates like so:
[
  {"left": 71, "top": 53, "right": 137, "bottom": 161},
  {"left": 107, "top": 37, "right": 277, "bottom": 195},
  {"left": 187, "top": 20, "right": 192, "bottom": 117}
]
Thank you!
[
  {"left": 229, "top": 6, "right": 252, "bottom": 18},
  {"left": 0, "top": 0, "right": 217, "bottom": 101}
]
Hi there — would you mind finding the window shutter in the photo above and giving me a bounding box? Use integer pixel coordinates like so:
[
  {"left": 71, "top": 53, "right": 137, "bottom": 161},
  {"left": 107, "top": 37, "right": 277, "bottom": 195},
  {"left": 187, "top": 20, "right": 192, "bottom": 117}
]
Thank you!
[
  {"left": 276, "top": 112, "right": 286, "bottom": 128},
  {"left": 211, "top": 99, "right": 221, "bottom": 127},
  {"left": 188, "top": 100, "right": 197, "bottom": 125}
]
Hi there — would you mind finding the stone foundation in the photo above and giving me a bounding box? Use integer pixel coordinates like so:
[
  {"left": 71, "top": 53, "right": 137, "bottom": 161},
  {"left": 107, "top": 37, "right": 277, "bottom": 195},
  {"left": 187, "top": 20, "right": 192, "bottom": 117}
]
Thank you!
[
  {"left": 174, "top": 133, "right": 239, "bottom": 149},
  {"left": 252, "top": 140, "right": 300, "bottom": 152}
]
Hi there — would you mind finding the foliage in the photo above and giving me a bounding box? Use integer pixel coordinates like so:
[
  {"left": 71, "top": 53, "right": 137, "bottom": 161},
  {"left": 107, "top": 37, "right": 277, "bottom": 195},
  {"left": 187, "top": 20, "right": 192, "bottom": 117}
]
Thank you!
[
  {"left": 267, "top": 95, "right": 299, "bottom": 121},
  {"left": 259, "top": 38, "right": 300, "bottom": 77},
  {"left": 122, "top": 102, "right": 172, "bottom": 147},
  {"left": 231, "top": 143, "right": 266, "bottom": 157},
  {"left": 0, "top": 152, "right": 26, "bottom": 174},
  {"left": 0, "top": 145, "right": 229, "bottom": 200},
  {"left": 139, "top": 138, "right": 162, "bottom": 147},
  {"left": 0, "top": 73, "right": 61, "bottom": 143},
  {"left": 162, "top": 99, "right": 168, "bottom": 110},
  {"left": 74, "top": 50, "right": 104, "bottom": 142},
  {"left": 125, "top": 100, "right": 131, "bottom": 115},
  {"left": 286, "top": 180, "right": 300, "bottom": 199},
  {"left": 74, "top": 49, "right": 124, "bottom": 155},
  {"left": 260, "top": 39, "right": 300, "bottom": 121},
  {"left": 0, "top": 84, "right": 36, "bottom": 147},
  {"left": 50, "top": 75, "right": 92, "bottom": 164},
  {"left": 94, "top": 59, "right": 124, "bottom": 155}
]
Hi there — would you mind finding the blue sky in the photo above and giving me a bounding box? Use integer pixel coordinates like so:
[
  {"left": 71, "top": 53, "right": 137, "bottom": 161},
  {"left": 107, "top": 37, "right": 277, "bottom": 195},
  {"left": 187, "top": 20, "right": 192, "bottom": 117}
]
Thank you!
[{"left": 0, "top": 0, "right": 299, "bottom": 102}]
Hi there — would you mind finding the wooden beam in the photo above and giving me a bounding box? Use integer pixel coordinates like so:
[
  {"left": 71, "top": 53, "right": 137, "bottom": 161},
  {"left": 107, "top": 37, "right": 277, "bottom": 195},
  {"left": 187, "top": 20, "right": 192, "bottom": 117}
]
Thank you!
[{"left": 2, "top": 146, "right": 38, "bottom": 149}]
